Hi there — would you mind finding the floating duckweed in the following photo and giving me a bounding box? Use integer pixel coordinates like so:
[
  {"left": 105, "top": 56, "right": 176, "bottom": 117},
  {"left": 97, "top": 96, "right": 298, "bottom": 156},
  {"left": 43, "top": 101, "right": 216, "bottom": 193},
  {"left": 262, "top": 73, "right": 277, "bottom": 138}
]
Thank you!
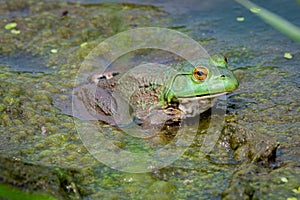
[
  {"left": 45, "top": 125, "right": 59, "bottom": 133},
  {"left": 61, "top": 135, "right": 66, "bottom": 141},
  {"left": 0, "top": 183, "right": 57, "bottom": 200},
  {"left": 250, "top": 7, "right": 261, "bottom": 13},
  {"left": 39, "top": 150, "right": 52, "bottom": 158},
  {"left": 13, "top": 119, "right": 23, "bottom": 125},
  {"left": 236, "top": 17, "right": 245, "bottom": 22},
  {"left": 61, "top": 81, "right": 74, "bottom": 88},
  {"left": 45, "top": 134, "right": 65, "bottom": 147},
  {"left": 8, "top": 86, "right": 21, "bottom": 96},
  {"left": 80, "top": 42, "right": 88, "bottom": 48},
  {"left": 11, "top": 29, "right": 21, "bottom": 34},
  {"left": 25, "top": 129, "right": 35, "bottom": 135},
  {"left": 8, "top": 127, "right": 18, "bottom": 133},
  {"left": 286, "top": 198, "right": 298, "bottom": 200},
  {"left": 292, "top": 189, "right": 300, "bottom": 194},
  {"left": 65, "top": 154, "right": 77, "bottom": 162},
  {"left": 292, "top": 187, "right": 300, "bottom": 194},
  {"left": 15, "top": 131, "right": 27, "bottom": 140},
  {"left": 79, "top": 156, "right": 95, "bottom": 165},
  {"left": 50, "top": 49, "right": 58, "bottom": 54},
  {"left": 21, "top": 148, "right": 35, "bottom": 156},
  {"left": 41, "top": 81, "right": 53, "bottom": 89},
  {"left": 32, "top": 94, "right": 50, "bottom": 101},
  {"left": 284, "top": 52, "right": 293, "bottom": 59},
  {"left": 63, "top": 122, "right": 75, "bottom": 129},
  {"left": 0, "top": 104, "right": 6, "bottom": 112},
  {"left": 2, "top": 96, "right": 14, "bottom": 105},
  {"left": 1, "top": 114, "right": 12, "bottom": 126},
  {"left": 281, "top": 177, "right": 288, "bottom": 183},
  {"left": 65, "top": 143, "right": 79, "bottom": 151},
  {"left": 34, "top": 142, "right": 45, "bottom": 149},
  {"left": 4, "top": 22, "right": 17, "bottom": 30}
]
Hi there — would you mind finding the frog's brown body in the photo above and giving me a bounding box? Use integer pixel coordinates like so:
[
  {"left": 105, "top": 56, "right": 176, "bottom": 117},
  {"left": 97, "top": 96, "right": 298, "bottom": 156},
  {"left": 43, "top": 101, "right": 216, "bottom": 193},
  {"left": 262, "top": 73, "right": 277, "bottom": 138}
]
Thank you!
[
  {"left": 74, "top": 55, "right": 239, "bottom": 127},
  {"left": 94, "top": 64, "right": 183, "bottom": 125}
]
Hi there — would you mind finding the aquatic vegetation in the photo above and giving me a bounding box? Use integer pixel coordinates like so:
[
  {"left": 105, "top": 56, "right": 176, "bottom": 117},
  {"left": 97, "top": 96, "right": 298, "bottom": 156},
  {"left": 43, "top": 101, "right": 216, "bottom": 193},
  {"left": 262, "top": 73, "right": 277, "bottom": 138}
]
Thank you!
[
  {"left": 0, "top": 183, "right": 57, "bottom": 200},
  {"left": 235, "top": 0, "right": 300, "bottom": 42},
  {"left": 4, "top": 22, "right": 17, "bottom": 30}
]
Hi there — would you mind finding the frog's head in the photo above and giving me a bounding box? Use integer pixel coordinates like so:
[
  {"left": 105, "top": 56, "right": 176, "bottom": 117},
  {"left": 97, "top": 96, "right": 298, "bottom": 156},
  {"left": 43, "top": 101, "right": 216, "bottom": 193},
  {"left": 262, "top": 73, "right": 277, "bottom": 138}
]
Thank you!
[{"left": 165, "top": 55, "right": 239, "bottom": 103}]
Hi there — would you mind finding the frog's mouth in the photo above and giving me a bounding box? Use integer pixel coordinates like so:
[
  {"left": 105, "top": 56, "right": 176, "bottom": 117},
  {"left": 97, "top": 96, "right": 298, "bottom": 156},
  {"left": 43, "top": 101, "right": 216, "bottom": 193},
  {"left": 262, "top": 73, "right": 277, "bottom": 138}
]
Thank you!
[{"left": 177, "top": 92, "right": 228, "bottom": 100}]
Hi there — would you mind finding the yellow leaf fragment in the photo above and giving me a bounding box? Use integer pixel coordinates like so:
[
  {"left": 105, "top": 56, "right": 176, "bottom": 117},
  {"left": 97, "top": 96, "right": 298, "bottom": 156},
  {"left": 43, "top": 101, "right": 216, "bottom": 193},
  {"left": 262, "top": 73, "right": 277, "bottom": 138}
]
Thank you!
[
  {"left": 250, "top": 7, "right": 261, "bottom": 13},
  {"left": 284, "top": 52, "right": 293, "bottom": 59},
  {"left": 5, "top": 22, "right": 17, "bottom": 30},
  {"left": 80, "top": 42, "right": 88, "bottom": 48},
  {"left": 236, "top": 17, "right": 245, "bottom": 22},
  {"left": 50, "top": 49, "right": 58, "bottom": 54},
  {"left": 11, "top": 29, "right": 21, "bottom": 34},
  {"left": 281, "top": 177, "right": 288, "bottom": 183}
]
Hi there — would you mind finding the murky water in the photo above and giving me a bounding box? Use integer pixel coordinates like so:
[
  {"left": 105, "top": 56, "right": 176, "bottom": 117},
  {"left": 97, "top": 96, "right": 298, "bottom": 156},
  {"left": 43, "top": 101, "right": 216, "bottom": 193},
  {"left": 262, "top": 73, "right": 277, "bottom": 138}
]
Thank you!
[{"left": 0, "top": 0, "right": 299, "bottom": 199}]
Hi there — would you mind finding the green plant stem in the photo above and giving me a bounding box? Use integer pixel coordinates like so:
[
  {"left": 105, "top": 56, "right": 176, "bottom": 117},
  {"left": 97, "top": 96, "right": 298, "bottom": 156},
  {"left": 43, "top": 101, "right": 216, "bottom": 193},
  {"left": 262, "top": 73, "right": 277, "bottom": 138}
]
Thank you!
[{"left": 235, "top": 0, "right": 300, "bottom": 43}]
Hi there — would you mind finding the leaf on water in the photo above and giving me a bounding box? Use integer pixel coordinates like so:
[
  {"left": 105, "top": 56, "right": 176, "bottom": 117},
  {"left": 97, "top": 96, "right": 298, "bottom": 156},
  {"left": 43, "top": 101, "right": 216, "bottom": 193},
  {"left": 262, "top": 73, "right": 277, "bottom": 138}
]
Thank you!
[
  {"left": 250, "top": 7, "right": 261, "bottom": 13},
  {"left": 280, "top": 177, "right": 288, "bottom": 183},
  {"left": 5, "top": 22, "right": 17, "bottom": 30},
  {"left": 80, "top": 42, "right": 88, "bottom": 48},
  {"left": 236, "top": 17, "right": 245, "bottom": 22},
  {"left": 284, "top": 52, "right": 293, "bottom": 59},
  {"left": 50, "top": 49, "right": 58, "bottom": 54},
  {"left": 292, "top": 189, "right": 300, "bottom": 194},
  {"left": 10, "top": 29, "right": 21, "bottom": 35}
]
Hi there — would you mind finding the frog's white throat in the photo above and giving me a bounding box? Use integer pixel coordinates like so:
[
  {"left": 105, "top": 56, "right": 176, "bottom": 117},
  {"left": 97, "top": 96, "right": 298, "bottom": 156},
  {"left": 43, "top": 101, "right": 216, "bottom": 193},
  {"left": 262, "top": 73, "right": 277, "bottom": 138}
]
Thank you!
[{"left": 177, "top": 92, "right": 227, "bottom": 118}]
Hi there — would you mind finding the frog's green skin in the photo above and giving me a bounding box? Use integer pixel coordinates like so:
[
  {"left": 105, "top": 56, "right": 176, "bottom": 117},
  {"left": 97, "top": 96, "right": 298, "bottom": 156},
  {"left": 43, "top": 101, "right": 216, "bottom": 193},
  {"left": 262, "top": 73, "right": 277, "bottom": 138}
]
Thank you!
[{"left": 90, "top": 55, "right": 239, "bottom": 125}]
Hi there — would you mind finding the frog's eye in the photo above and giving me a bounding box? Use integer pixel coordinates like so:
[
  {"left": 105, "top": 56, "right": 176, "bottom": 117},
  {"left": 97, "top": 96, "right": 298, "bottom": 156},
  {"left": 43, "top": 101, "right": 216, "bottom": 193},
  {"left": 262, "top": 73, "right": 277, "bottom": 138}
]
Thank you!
[{"left": 193, "top": 67, "right": 208, "bottom": 81}]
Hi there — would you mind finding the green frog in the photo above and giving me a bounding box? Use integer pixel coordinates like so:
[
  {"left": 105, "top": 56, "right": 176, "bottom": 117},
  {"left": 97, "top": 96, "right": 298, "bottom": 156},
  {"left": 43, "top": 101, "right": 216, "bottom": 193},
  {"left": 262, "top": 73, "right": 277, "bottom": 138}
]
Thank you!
[{"left": 76, "top": 55, "right": 238, "bottom": 127}]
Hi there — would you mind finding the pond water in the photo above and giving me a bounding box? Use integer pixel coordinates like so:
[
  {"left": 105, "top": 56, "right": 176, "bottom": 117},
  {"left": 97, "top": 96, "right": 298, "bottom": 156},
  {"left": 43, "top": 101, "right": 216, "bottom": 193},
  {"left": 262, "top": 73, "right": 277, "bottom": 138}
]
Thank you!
[{"left": 0, "top": 0, "right": 299, "bottom": 199}]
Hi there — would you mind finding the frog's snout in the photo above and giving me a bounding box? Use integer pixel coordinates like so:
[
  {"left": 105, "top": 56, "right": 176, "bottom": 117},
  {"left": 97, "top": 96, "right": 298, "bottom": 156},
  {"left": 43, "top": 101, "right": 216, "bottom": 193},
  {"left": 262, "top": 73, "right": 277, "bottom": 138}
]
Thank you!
[{"left": 217, "top": 72, "right": 239, "bottom": 92}]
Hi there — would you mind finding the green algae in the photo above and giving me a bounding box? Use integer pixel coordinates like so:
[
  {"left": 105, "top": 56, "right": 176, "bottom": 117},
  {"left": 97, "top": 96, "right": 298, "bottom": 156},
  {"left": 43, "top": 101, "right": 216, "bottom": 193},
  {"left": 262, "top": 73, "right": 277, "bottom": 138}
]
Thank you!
[
  {"left": 0, "top": 183, "right": 57, "bottom": 200},
  {"left": 0, "top": 156, "right": 87, "bottom": 199},
  {"left": 223, "top": 164, "right": 300, "bottom": 199},
  {"left": 0, "top": 1, "right": 173, "bottom": 198}
]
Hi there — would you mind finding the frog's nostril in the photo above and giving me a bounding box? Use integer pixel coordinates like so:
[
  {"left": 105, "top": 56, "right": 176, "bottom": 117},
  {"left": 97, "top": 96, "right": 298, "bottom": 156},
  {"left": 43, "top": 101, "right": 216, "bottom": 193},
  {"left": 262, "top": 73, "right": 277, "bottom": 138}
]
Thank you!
[{"left": 220, "top": 74, "right": 226, "bottom": 78}]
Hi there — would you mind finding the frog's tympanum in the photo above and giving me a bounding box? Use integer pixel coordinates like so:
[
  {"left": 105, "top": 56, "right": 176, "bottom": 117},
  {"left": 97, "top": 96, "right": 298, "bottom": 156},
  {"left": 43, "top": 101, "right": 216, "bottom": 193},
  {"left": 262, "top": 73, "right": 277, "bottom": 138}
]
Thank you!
[{"left": 77, "top": 55, "right": 239, "bottom": 127}]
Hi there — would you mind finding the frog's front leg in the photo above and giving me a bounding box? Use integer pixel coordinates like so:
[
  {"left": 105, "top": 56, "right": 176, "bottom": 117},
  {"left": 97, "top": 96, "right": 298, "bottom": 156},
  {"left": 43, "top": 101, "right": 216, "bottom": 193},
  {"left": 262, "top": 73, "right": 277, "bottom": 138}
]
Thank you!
[{"left": 135, "top": 106, "right": 183, "bottom": 127}]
